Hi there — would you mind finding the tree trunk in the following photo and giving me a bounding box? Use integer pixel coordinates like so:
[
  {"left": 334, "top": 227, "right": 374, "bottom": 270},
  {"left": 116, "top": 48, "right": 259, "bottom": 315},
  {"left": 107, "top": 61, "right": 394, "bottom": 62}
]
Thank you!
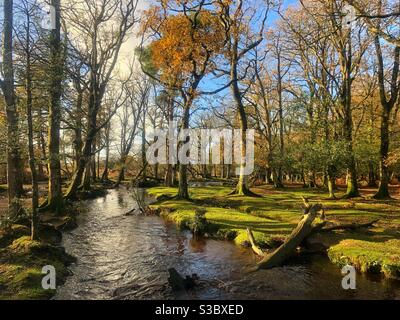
[
  {"left": 37, "top": 114, "right": 47, "bottom": 180},
  {"left": 154, "top": 164, "right": 159, "bottom": 181},
  {"left": 229, "top": 49, "right": 255, "bottom": 196},
  {"left": 165, "top": 165, "right": 173, "bottom": 187},
  {"left": 72, "top": 84, "right": 83, "bottom": 172},
  {"left": 24, "top": 16, "right": 39, "bottom": 240},
  {"left": 101, "top": 122, "right": 111, "bottom": 182},
  {"left": 177, "top": 106, "right": 190, "bottom": 200},
  {"left": 266, "top": 167, "right": 273, "bottom": 184},
  {"left": 80, "top": 95, "right": 99, "bottom": 193},
  {"left": 343, "top": 36, "right": 360, "bottom": 199},
  {"left": 247, "top": 228, "right": 265, "bottom": 256},
  {"left": 275, "top": 54, "right": 285, "bottom": 189},
  {"left": 47, "top": 0, "right": 64, "bottom": 213},
  {"left": 368, "top": 162, "right": 377, "bottom": 188},
  {"left": 327, "top": 175, "right": 337, "bottom": 200},
  {"left": 38, "top": 110, "right": 48, "bottom": 178},
  {"left": 65, "top": 130, "right": 96, "bottom": 200},
  {"left": 373, "top": 37, "right": 400, "bottom": 199},
  {"left": 374, "top": 107, "right": 391, "bottom": 198},
  {"left": 83, "top": 158, "right": 92, "bottom": 191},
  {"left": 91, "top": 140, "right": 97, "bottom": 182},
  {"left": 164, "top": 95, "right": 174, "bottom": 187},
  {"left": 2, "top": 0, "right": 24, "bottom": 218},
  {"left": 114, "top": 159, "right": 126, "bottom": 188},
  {"left": 308, "top": 171, "right": 317, "bottom": 188},
  {"left": 141, "top": 113, "right": 147, "bottom": 184}
]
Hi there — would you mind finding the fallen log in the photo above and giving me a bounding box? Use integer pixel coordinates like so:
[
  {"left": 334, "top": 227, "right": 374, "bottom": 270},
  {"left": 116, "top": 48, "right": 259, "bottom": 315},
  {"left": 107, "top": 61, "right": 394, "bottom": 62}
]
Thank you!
[
  {"left": 248, "top": 197, "right": 379, "bottom": 271},
  {"left": 256, "top": 203, "right": 325, "bottom": 271}
]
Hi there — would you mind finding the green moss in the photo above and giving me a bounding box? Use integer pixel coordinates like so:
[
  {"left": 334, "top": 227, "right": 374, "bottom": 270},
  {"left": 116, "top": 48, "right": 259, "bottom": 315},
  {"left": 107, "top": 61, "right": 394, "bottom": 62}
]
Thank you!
[
  {"left": 0, "top": 264, "right": 56, "bottom": 300},
  {"left": 9, "top": 236, "right": 41, "bottom": 252},
  {"left": 0, "top": 236, "right": 75, "bottom": 300},
  {"left": 150, "top": 187, "right": 297, "bottom": 247},
  {"left": 328, "top": 239, "right": 400, "bottom": 279}
]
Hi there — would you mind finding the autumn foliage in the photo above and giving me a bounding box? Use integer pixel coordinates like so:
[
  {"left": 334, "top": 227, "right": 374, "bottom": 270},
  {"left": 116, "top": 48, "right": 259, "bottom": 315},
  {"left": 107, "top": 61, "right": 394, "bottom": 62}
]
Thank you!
[{"left": 142, "top": 5, "right": 225, "bottom": 87}]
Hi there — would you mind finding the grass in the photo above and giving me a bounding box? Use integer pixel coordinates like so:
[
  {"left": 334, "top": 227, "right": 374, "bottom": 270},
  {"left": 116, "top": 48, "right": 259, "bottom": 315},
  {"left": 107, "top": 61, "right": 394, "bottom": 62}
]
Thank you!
[
  {"left": 328, "top": 239, "right": 400, "bottom": 279},
  {"left": 150, "top": 186, "right": 298, "bottom": 247},
  {"left": 148, "top": 184, "right": 400, "bottom": 278}
]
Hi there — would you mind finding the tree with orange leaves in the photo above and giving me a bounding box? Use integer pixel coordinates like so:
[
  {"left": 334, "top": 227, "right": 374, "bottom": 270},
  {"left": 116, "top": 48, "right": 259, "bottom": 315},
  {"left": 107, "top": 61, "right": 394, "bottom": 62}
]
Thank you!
[{"left": 139, "top": 0, "right": 225, "bottom": 200}]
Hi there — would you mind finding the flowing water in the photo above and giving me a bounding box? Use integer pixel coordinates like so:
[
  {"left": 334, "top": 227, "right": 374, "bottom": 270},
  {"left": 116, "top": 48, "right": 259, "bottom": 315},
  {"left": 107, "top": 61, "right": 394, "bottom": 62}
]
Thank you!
[{"left": 55, "top": 188, "right": 400, "bottom": 300}]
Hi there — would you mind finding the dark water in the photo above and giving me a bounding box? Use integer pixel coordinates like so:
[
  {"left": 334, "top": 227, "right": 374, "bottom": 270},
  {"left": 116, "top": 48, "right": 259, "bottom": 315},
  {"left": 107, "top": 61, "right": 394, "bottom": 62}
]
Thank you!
[{"left": 55, "top": 189, "right": 400, "bottom": 300}]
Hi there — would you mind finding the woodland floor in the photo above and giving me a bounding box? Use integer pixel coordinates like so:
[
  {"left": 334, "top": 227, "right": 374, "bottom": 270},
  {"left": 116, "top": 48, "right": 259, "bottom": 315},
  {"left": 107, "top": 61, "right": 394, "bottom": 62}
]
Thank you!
[{"left": 0, "top": 182, "right": 79, "bottom": 300}]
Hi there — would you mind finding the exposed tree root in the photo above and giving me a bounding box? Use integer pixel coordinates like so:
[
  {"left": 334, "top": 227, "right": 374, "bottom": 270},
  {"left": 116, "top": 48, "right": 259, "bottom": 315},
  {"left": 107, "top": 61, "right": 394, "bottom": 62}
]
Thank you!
[
  {"left": 342, "top": 192, "right": 361, "bottom": 200},
  {"left": 372, "top": 192, "right": 394, "bottom": 200},
  {"left": 229, "top": 185, "right": 261, "bottom": 198}
]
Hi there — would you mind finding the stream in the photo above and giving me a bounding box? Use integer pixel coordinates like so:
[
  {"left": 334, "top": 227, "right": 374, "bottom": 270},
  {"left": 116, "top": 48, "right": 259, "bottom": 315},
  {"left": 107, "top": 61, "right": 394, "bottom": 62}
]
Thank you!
[{"left": 54, "top": 188, "right": 400, "bottom": 300}]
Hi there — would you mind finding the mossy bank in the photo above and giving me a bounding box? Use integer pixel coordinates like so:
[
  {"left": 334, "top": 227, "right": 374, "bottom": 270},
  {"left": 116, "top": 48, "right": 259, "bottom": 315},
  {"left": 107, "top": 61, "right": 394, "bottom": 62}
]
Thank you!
[
  {"left": 0, "top": 185, "right": 111, "bottom": 300},
  {"left": 148, "top": 185, "right": 400, "bottom": 280},
  {"left": 0, "top": 208, "right": 81, "bottom": 300},
  {"left": 0, "top": 230, "right": 75, "bottom": 300}
]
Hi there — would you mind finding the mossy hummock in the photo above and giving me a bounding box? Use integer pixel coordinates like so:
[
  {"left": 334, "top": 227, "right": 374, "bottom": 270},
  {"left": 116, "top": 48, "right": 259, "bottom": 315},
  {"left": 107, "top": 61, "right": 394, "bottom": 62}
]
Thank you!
[
  {"left": 328, "top": 239, "right": 400, "bottom": 279},
  {"left": 0, "top": 236, "right": 75, "bottom": 300}
]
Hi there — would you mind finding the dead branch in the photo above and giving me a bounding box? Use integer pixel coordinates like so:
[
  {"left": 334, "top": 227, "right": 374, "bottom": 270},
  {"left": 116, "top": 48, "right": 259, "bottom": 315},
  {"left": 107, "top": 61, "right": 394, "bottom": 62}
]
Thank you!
[{"left": 247, "top": 228, "right": 266, "bottom": 257}]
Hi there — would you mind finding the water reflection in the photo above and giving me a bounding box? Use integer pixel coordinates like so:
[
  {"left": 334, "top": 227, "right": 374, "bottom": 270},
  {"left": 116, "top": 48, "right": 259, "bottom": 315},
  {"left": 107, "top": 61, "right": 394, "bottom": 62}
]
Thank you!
[
  {"left": 189, "top": 236, "right": 207, "bottom": 253},
  {"left": 54, "top": 188, "right": 400, "bottom": 300}
]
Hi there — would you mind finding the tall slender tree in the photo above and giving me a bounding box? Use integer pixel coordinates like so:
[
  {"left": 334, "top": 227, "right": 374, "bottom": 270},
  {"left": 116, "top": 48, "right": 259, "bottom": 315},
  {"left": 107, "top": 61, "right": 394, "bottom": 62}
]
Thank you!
[
  {"left": 18, "top": 0, "right": 40, "bottom": 238},
  {"left": 1, "top": 0, "right": 25, "bottom": 218},
  {"left": 216, "top": 0, "right": 271, "bottom": 196},
  {"left": 46, "top": 0, "right": 64, "bottom": 213},
  {"left": 373, "top": 34, "right": 400, "bottom": 199}
]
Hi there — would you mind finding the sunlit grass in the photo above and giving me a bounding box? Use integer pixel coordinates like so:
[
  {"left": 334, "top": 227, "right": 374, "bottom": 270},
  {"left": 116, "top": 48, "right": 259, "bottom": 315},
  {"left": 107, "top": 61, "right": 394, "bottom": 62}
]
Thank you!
[{"left": 328, "top": 239, "right": 400, "bottom": 279}]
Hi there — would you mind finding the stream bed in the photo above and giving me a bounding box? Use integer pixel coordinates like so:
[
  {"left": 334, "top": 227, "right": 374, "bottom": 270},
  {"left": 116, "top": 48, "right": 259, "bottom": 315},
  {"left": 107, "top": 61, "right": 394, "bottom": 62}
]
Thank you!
[{"left": 54, "top": 188, "right": 400, "bottom": 300}]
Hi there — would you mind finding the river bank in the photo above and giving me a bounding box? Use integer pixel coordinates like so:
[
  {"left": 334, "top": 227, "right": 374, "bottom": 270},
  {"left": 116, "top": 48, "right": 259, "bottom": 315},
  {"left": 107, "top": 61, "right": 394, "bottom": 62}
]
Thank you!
[
  {"left": 148, "top": 184, "right": 400, "bottom": 280},
  {"left": 0, "top": 223, "right": 75, "bottom": 299},
  {"left": 0, "top": 184, "right": 109, "bottom": 300}
]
